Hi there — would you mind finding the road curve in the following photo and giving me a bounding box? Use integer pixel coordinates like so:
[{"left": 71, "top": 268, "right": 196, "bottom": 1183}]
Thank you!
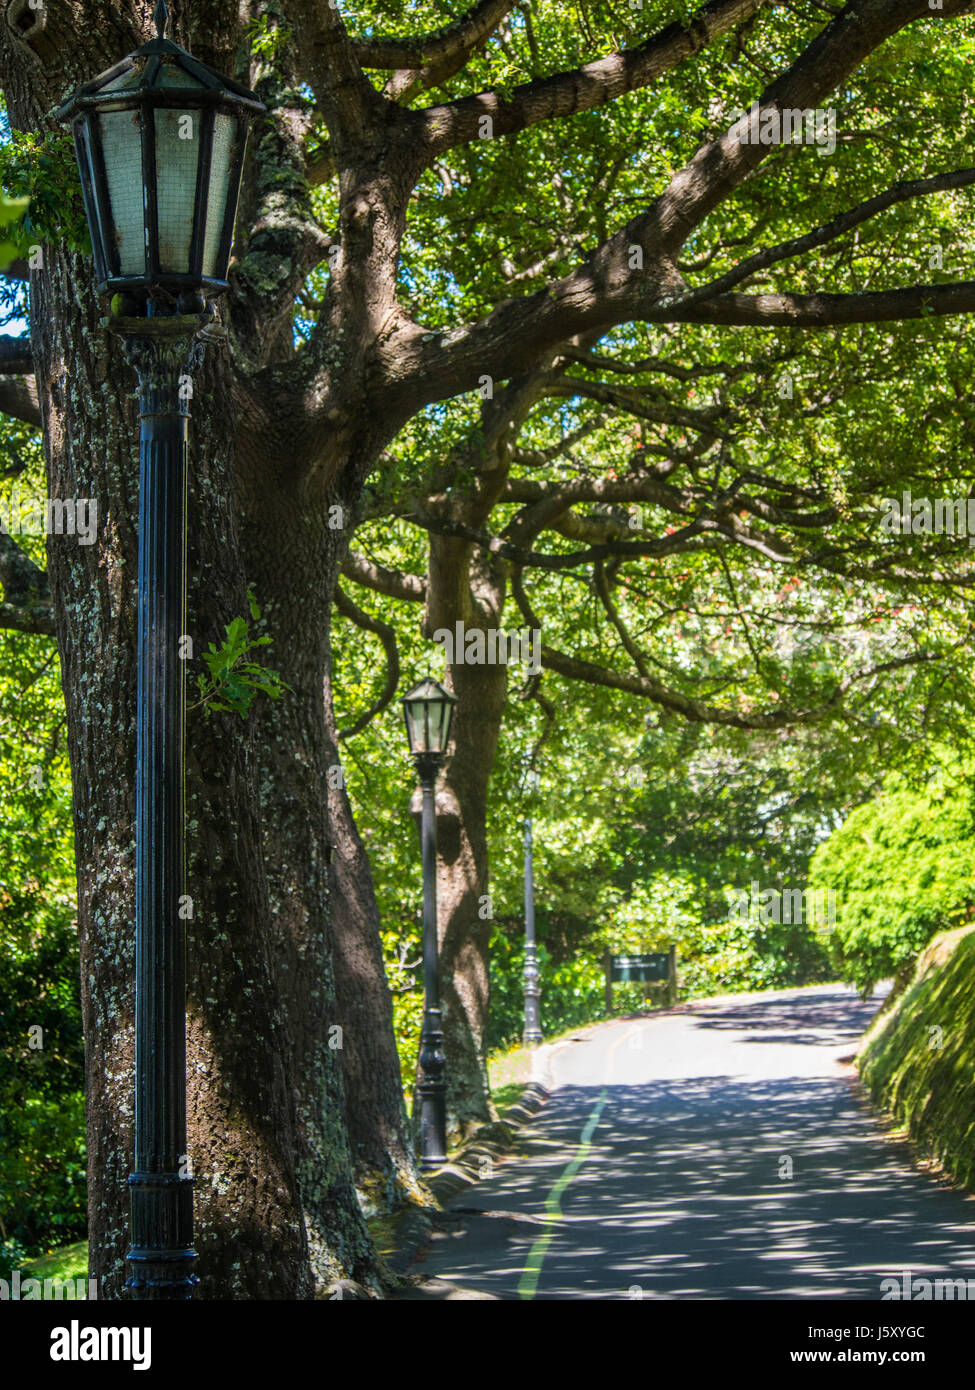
[{"left": 406, "top": 984, "right": 975, "bottom": 1299}]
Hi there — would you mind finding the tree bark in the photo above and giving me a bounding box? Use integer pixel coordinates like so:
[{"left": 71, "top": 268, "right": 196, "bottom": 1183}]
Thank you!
[
  {"left": 422, "top": 536, "right": 508, "bottom": 1137},
  {"left": 0, "top": 1, "right": 396, "bottom": 1297},
  {"left": 323, "top": 671, "right": 426, "bottom": 1209},
  {"left": 29, "top": 248, "right": 318, "bottom": 1298}
]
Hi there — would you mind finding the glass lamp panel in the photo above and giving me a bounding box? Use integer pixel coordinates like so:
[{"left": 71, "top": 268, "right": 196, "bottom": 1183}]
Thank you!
[
  {"left": 74, "top": 120, "right": 107, "bottom": 281},
  {"left": 156, "top": 66, "right": 207, "bottom": 89},
  {"left": 97, "top": 109, "right": 146, "bottom": 277},
  {"left": 437, "top": 699, "right": 455, "bottom": 751},
  {"left": 154, "top": 107, "right": 201, "bottom": 273},
  {"left": 201, "top": 114, "right": 237, "bottom": 279},
  {"left": 101, "top": 68, "right": 144, "bottom": 93},
  {"left": 404, "top": 700, "right": 426, "bottom": 753}
]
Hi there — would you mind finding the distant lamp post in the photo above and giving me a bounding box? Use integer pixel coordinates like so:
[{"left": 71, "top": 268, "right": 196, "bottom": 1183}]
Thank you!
[
  {"left": 58, "top": 0, "right": 264, "bottom": 1300},
  {"left": 522, "top": 816, "right": 543, "bottom": 1045},
  {"left": 402, "top": 677, "right": 457, "bottom": 1169}
]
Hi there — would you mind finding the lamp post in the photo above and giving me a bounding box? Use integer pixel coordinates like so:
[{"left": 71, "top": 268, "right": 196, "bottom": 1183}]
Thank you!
[
  {"left": 58, "top": 0, "right": 264, "bottom": 1300},
  {"left": 522, "top": 816, "right": 542, "bottom": 1044},
  {"left": 402, "top": 677, "right": 457, "bottom": 1170}
]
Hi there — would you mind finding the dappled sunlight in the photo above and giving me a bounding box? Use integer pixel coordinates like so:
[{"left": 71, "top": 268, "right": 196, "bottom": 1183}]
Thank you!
[{"left": 412, "top": 988, "right": 975, "bottom": 1299}]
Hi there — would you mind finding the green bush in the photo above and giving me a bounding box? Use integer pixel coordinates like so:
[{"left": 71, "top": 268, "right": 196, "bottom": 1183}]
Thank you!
[
  {"left": 486, "top": 871, "right": 831, "bottom": 1046},
  {"left": 809, "top": 768, "right": 975, "bottom": 992},
  {"left": 489, "top": 935, "right": 606, "bottom": 1049},
  {"left": 0, "top": 909, "right": 86, "bottom": 1273}
]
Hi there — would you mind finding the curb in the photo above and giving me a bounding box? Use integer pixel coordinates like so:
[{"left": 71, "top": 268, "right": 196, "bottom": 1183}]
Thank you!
[{"left": 384, "top": 1064, "right": 554, "bottom": 1287}]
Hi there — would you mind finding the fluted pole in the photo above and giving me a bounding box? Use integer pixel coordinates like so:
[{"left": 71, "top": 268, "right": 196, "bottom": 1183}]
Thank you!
[
  {"left": 415, "top": 751, "right": 447, "bottom": 1169},
  {"left": 116, "top": 313, "right": 208, "bottom": 1299},
  {"left": 523, "top": 817, "right": 542, "bottom": 1044}
]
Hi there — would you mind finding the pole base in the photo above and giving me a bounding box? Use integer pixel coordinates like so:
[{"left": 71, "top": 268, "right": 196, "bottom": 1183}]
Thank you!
[
  {"left": 125, "top": 1248, "right": 198, "bottom": 1300},
  {"left": 127, "top": 1172, "right": 196, "bottom": 1299},
  {"left": 419, "top": 1154, "right": 447, "bottom": 1173}
]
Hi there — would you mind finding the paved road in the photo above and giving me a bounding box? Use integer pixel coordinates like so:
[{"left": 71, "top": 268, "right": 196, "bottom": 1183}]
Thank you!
[{"left": 406, "top": 985, "right": 975, "bottom": 1299}]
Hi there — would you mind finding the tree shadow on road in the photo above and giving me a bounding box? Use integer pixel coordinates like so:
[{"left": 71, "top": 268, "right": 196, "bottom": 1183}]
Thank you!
[{"left": 414, "top": 1068, "right": 975, "bottom": 1300}]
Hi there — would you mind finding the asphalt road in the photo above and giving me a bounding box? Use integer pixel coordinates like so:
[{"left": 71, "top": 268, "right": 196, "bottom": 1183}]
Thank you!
[{"left": 405, "top": 984, "right": 975, "bottom": 1299}]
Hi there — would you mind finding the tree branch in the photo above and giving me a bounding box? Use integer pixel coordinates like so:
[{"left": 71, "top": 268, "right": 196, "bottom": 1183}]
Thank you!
[
  {"left": 0, "top": 335, "right": 33, "bottom": 375},
  {"left": 0, "top": 531, "right": 53, "bottom": 635},
  {"left": 417, "top": 0, "right": 768, "bottom": 156},
  {"left": 352, "top": 0, "right": 515, "bottom": 71},
  {"left": 671, "top": 166, "right": 975, "bottom": 309},
  {"left": 510, "top": 568, "right": 948, "bottom": 731},
  {"left": 0, "top": 602, "right": 54, "bottom": 636},
  {"left": 412, "top": 508, "right": 710, "bottom": 568},
  {"left": 670, "top": 280, "right": 975, "bottom": 328},
  {"left": 341, "top": 550, "right": 427, "bottom": 603},
  {"left": 594, "top": 561, "right": 650, "bottom": 679},
  {"left": 384, "top": 0, "right": 975, "bottom": 411},
  {"left": 0, "top": 374, "right": 40, "bottom": 427},
  {"left": 334, "top": 585, "right": 401, "bottom": 739},
  {"left": 289, "top": 0, "right": 386, "bottom": 147}
]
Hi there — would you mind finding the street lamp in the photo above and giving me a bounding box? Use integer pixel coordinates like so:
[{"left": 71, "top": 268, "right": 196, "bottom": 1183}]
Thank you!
[
  {"left": 522, "top": 816, "right": 543, "bottom": 1045},
  {"left": 58, "top": 0, "right": 264, "bottom": 1300},
  {"left": 402, "top": 677, "right": 457, "bottom": 1170}
]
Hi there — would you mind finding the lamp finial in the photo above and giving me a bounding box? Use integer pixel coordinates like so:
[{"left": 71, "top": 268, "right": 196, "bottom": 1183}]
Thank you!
[{"left": 154, "top": 0, "right": 169, "bottom": 39}]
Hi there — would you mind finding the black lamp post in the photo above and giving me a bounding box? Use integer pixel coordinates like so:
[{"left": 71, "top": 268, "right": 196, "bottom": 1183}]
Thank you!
[
  {"left": 58, "top": 1, "right": 264, "bottom": 1300},
  {"left": 522, "top": 816, "right": 542, "bottom": 1045},
  {"left": 402, "top": 677, "right": 457, "bottom": 1170}
]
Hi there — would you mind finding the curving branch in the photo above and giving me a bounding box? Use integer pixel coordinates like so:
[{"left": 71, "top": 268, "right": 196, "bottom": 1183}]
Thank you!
[
  {"left": 0, "top": 530, "right": 54, "bottom": 635},
  {"left": 0, "top": 335, "right": 33, "bottom": 375},
  {"left": 352, "top": 0, "right": 515, "bottom": 71},
  {"left": 417, "top": 0, "right": 769, "bottom": 156},
  {"left": 341, "top": 550, "right": 427, "bottom": 603},
  {"left": 672, "top": 166, "right": 975, "bottom": 309},
  {"left": 334, "top": 584, "right": 401, "bottom": 739},
  {"left": 594, "top": 561, "right": 650, "bottom": 679},
  {"left": 510, "top": 567, "right": 950, "bottom": 731},
  {"left": 0, "top": 374, "right": 41, "bottom": 427},
  {"left": 546, "top": 374, "right": 730, "bottom": 435}
]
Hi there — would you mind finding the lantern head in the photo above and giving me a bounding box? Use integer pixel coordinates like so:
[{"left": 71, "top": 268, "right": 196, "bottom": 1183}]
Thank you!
[
  {"left": 57, "top": 0, "right": 265, "bottom": 313},
  {"left": 402, "top": 678, "right": 457, "bottom": 760}
]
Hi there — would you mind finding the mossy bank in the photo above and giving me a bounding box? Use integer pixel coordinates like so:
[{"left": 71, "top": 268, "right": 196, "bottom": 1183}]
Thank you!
[{"left": 858, "top": 925, "right": 975, "bottom": 1190}]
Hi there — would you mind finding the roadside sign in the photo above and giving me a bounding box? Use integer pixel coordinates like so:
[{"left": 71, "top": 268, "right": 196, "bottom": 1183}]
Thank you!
[{"left": 604, "top": 945, "right": 677, "bottom": 1011}]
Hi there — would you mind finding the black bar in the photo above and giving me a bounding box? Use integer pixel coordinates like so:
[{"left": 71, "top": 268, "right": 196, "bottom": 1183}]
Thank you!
[
  {"left": 415, "top": 752, "right": 447, "bottom": 1170},
  {"left": 88, "top": 114, "right": 121, "bottom": 280},
  {"left": 215, "top": 119, "right": 249, "bottom": 276},
  {"left": 188, "top": 108, "right": 214, "bottom": 279},
  {"left": 142, "top": 106, "right": 159, "bottom": 280},
  {"left": 523, "top": 816, "right": 542, "bottom": 1044},
  {"left": 73, "top": 123, "right": 108, "bottom": 287},
  {"left": 121, "top": 322, "right": 203, "bottom": 1300}
]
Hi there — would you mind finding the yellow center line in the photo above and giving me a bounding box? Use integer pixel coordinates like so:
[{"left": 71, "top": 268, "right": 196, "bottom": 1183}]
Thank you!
[{"left": 517, "top": 1024, "right": 641, "bottom": 1300}]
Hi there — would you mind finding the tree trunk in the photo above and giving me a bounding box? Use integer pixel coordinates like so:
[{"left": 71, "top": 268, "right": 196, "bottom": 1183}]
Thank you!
[
  {"left": 323, "top": 673, "right": 426, "bottom": 1210},
  {"left": 1, "top": 5, "right": 400, "bottom": 1295},
  {"left": 31, "top": 251, "right": 319, "bottom": 1298},
  {"left": 423, "top": 538, "right": 509, "bottom": 1137}
]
